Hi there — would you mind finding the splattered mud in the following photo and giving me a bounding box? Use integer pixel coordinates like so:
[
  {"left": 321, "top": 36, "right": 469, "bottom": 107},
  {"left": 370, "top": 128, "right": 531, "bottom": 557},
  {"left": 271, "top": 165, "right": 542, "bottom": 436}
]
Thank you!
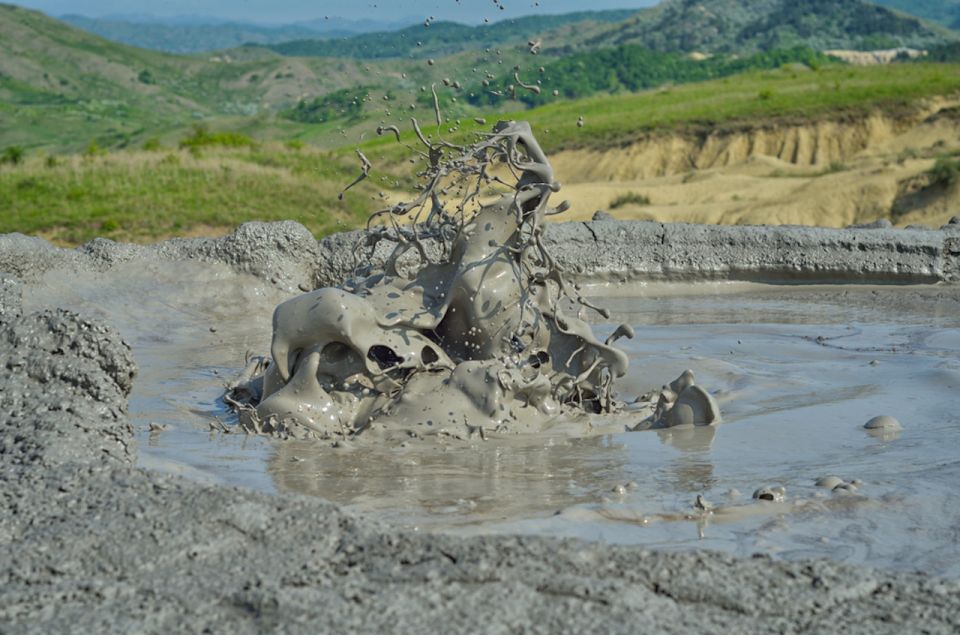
[
  {"left": 22, "top": 264, "right": 960, "bottom": 578},
  {"left": 229, "top": 121, "right": 689, "bottom": 441}
]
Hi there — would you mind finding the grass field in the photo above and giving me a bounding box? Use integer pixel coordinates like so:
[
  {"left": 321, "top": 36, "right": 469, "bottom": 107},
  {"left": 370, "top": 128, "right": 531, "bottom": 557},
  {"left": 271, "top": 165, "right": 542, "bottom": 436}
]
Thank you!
[
  {"left": 4, "top": 62, "right": 960, "bottom": 245},
  {"left": 0, "top": 141, "right": 379, "bottom": 244}
]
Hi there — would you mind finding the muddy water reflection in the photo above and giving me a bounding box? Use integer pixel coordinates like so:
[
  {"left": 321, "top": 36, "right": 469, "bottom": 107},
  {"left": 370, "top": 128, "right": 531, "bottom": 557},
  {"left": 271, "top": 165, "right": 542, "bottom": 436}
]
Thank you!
[
  {"left": 21, "top": 268, "right": 960, "bottom": 577},
  {"left": 270, "top": 436, "right": 629, "bottom": 525}
]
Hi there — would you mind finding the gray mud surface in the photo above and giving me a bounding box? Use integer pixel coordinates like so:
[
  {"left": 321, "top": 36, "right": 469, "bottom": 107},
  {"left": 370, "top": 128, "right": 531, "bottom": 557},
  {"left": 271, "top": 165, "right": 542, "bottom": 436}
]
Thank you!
[{"left": 3, "top": 221, "right": 960, "bottom": 633}]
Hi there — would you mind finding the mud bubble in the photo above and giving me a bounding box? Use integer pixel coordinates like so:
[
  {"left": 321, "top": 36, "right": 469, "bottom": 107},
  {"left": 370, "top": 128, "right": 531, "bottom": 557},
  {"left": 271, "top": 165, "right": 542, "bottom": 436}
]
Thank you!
[{"left": 226, "top": 121, "right": 718, "bottom": 442}]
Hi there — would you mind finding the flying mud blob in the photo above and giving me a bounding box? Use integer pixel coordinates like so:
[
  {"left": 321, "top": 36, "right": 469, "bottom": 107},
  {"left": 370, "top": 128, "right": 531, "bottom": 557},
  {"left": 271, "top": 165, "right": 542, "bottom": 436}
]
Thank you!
[{"left": 226, "top": 121, "right": 718, "bottom": 441}]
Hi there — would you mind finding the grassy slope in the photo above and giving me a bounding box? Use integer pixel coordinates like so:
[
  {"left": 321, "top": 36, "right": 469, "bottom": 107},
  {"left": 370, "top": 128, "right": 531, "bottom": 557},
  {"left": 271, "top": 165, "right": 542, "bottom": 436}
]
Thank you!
[
  {"left": 872, "top": 0, "right": 960, "bottom": 30},
  {"left": 356, "top": 63, "right": 960, "bottom": 167},
  {"left": 0, "top": 5, "right": 395, "bottom": 151},
  {"left": 0, "top": 142, "right": 377, "bottom": 245},
  {"left": 5, "top": 62, "right": 960, "bottom": 245}
]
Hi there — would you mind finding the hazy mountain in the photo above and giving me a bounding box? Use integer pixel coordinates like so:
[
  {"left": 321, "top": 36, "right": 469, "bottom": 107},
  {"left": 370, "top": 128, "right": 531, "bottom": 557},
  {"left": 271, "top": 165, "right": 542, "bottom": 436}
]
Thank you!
[
  {"left": 94, "top": 13, "right": 239, "bottom": 26},
  {"left": 296, "top": 16, "right": 421, "bottom": 34},
  {"left": 57, "top": 13, "right": 420, "bottom": 54},
  {"left": 576, "top": 0, "right": 957, "bottom": 53},
  {"left": 58, "top": 15, "right": 340, "bottom": 53},
  {"left": 264, "top": 10, "right": 641, "bottom": 59},
  {"left": 872, "top": 0, "right": 960, "bottom": 30}
]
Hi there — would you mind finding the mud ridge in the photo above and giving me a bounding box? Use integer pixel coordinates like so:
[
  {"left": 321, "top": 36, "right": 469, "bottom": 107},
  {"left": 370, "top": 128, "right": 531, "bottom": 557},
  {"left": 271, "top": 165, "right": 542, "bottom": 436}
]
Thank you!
[{"left": 1, "top": 219, "right": 958, "bottom": 294}]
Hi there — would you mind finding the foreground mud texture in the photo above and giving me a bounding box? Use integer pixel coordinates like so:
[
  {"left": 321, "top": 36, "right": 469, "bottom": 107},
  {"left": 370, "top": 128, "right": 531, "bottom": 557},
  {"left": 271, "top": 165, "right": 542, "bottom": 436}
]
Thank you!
[{"left": 2, "top": 221, "right": 960, "bottom": 633}]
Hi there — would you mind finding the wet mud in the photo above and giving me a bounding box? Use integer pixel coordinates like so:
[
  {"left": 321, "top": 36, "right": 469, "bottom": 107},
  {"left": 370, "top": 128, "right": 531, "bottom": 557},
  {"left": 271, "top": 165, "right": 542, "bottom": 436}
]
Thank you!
[
  {"left": 228, "top": 122, "right": 717, "bottom": 440},
  {"left": 3, "top": 217, "right": 960, "bottom": 630}
]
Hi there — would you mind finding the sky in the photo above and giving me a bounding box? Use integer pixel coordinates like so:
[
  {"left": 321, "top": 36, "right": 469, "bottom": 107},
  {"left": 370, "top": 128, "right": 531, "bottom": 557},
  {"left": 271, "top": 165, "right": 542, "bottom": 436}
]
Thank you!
[{"left": 11, "top": 0, "right": 659, "bottom": 24}]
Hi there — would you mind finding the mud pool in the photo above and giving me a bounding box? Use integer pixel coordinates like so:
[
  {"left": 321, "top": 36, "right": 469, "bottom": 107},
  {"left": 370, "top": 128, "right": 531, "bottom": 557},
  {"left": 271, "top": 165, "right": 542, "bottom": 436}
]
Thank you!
[{"left": 21, "top": 261, "right": 960, "bottom": 578}]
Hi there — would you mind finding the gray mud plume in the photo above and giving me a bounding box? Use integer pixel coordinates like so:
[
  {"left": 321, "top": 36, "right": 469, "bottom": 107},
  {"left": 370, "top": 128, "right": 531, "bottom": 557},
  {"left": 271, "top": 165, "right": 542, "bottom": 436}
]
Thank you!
[{"left": 228, "top": 121, "right": 718, "bottom": 440}]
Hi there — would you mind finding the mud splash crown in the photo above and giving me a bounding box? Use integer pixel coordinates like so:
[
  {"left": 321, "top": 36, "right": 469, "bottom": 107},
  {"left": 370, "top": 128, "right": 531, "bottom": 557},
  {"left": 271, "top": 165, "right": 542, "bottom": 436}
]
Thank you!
[{"left": 227, "top": 120, "right": 717, "bottom": 440}]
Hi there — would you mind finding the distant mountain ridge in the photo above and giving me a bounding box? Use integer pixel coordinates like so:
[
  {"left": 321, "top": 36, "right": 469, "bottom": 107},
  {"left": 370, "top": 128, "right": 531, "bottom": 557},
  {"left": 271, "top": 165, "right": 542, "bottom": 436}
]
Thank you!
[
  {"left": 57, "top": 14, "right": 422, "bottom": 54},
  {"left": 576, "top": 0, "right": 957, "bottom": 54},
  {"left": 59, "top": 15, "right": 328, "bottom": 53},
  {"left": 263, "top": 10, "right": 641, "bottom": 59},
  {"left": 872, "top": 0, "right": 960, "bottom": 30}
]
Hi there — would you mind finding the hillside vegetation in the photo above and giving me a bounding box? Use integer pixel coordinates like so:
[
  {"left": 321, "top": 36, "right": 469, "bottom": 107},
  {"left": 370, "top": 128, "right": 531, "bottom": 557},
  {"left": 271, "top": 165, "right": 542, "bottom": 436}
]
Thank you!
[
  {"left": 0, "top": 4, "right": 393, "bottom": 151},
  {"left": 0, "top": 138, "right": 376, "bottom": 245},
  {"left": 575, "top": 0, "right": 956, "bottom": 54},
  {"left": 465, "top": 46, "right": 832, "bottom": 108},
  {"left": 873, "top": 0, "right": 960, "bottom": 30},
  {"left": 263, "top": 10, "right": 638, "bottom": 60},
  {"left": 360, "top": 64, "right": 960, "bottom": 158},
  {"left": 5, "top": 62, "right": 960, "bottom": 245},
  {"left": 3, "top": 2, "right": 960, "bottom": 243}
]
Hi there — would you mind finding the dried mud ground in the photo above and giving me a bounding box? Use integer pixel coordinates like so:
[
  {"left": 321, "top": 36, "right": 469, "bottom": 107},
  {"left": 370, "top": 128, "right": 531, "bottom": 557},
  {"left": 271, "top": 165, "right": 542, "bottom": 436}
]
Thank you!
[{"left": 2, "top": 220, "right": 960, "bottom": 633}]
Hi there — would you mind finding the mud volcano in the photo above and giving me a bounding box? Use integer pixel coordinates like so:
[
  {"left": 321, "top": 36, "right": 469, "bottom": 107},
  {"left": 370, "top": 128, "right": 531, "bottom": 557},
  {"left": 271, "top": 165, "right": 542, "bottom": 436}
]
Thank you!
[
  {"left": 3, "top": 135, "right": 960, "bottom": 633},
  {"left": 229, "top": 121, "right": 717, "bottom": 440}
]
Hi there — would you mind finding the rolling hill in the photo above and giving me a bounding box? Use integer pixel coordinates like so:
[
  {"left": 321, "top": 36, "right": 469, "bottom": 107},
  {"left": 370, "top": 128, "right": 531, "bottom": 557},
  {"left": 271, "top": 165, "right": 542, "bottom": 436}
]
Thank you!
[
  {"left": 263, "top": 10, "right": 640, "bottom": 59},
  {"left": 575, "top": 0, "right": 957, "bottom": 54},
  {"left": 872, "top": 0, "right": 960, "bottom": 30},
  {"left": 58, "top": 15, "right": 331, "bottom": 54},
  {"left": 0, "top": 3, "right": 389, "bottom": 150},
  {"left": 56, "top": 14, "right": 422, "bottom": 54},
  {"left": 3, "top": 0, "right": 960, "bottom": 155}
]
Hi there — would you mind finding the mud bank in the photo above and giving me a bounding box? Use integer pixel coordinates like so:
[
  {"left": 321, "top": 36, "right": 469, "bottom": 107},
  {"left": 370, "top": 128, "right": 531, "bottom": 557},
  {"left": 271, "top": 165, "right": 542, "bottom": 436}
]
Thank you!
[
  {"left": 2, "top": 217, "right": 958, "bottom": 292},
  {"left": 2, "top": 222, "right": 960, "bottom": 632}
]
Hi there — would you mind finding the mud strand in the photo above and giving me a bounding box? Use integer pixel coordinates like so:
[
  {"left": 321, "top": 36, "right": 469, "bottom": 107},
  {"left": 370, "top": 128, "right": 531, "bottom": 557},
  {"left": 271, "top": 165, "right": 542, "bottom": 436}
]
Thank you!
[{"left": 225, "top": 121, "right": 723, "bottom": 442}]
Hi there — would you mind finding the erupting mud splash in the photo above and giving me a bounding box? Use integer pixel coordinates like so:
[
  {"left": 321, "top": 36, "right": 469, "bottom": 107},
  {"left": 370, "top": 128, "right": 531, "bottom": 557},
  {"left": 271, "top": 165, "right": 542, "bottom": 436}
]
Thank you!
[{"left": 227, "top": 121, "right": 719, "bottom": 440}]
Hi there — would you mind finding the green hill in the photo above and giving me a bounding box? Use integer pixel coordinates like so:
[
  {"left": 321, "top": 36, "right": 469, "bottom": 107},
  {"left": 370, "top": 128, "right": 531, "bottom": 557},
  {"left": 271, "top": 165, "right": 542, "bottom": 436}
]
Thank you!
[
  {"left": 5, "top": 61, "right": 960, "bottom": 246},
  {"left": 0, "top": 4, "right": 381, "bottom": 150},
  {"left": 575, "top": 0, "right": 956, "bottom": 53},
  {"left": 872, "top": 0, "right": 960, "bottom": 30},
  {"left": 264, "top": 10, "right": 639, "bottom": 59},
  {"left": 464, "top": 46, "right": 833, "bottom": 108},
  {"left": 2, "top": 0, "right": 959, "bottom": 156}
]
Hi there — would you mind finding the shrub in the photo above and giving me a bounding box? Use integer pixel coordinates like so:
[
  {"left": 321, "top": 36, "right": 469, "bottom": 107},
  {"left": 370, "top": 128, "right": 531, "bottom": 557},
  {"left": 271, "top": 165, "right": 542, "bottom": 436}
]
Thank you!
[
  {"left": 284, "top": 87, "right": 366, "bottom": 124},
  {"left": 758, "top": 88, "right": 774, "bottom": 101},
  {"left": 826, "top": 161, "right": 848, "bottom": 174},
  {"left": 1, "top": 146, "right": 25, "bottom": 165},
  {"left": 180, "top": 124, "right": 256, "bottom": 150},
  {"left": 929, "top": 155, "right": 960, "bottom": 187},
  {"left": 83, "top": 140, "right": 106, "bottom": 158},
  {"left": 610, "top": 191, "right": 652, "bottom": 209},
  {"left": 142, "top": 137, "right": 162, "bottom": 151},
  {"left": 897, "top": 147, "right": 920, "bottom": 164},
  {"left": 285, "top": 139, "right": 305, "bottom": 151}
]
